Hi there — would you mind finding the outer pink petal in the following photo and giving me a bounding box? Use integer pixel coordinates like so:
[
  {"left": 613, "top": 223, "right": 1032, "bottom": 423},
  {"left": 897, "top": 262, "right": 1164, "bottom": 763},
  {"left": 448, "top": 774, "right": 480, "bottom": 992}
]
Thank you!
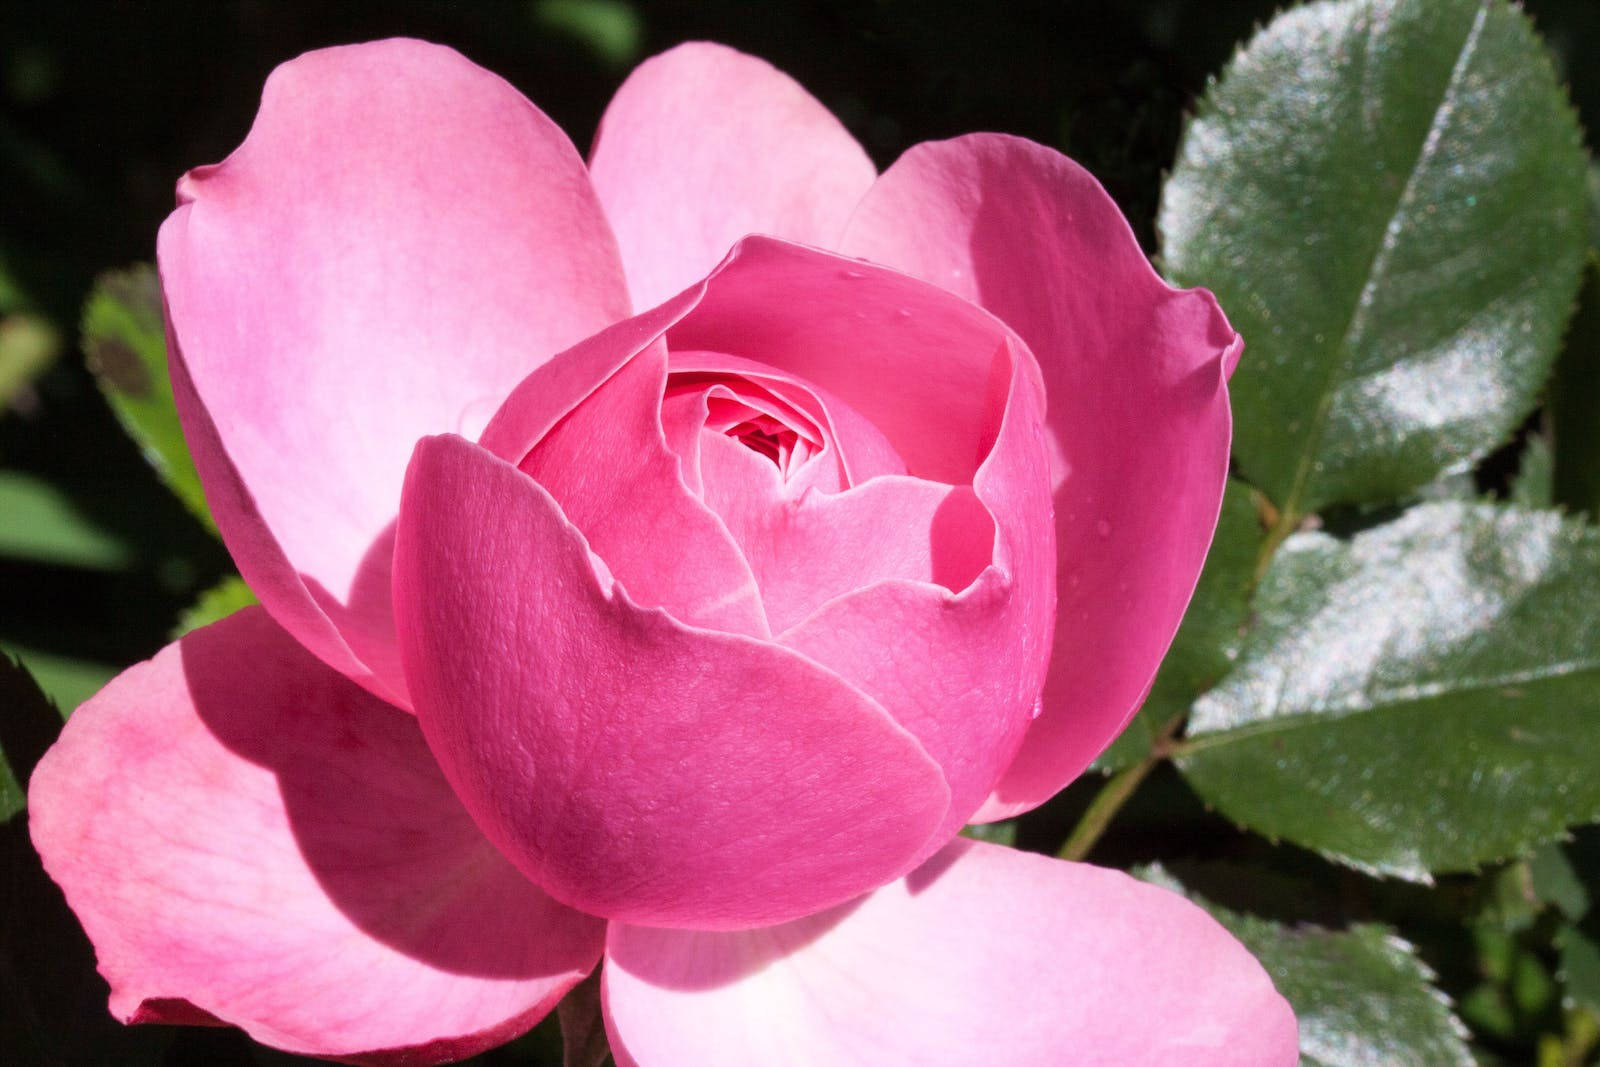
[
  {"left": 841, "top": 134, "right": 1238, "bottom": 818},
  {"left": 604, "top": 838, "right": 1297, "bottom": 1067},
  {"left": 779, "top": 336, "right": 1056, "bottom": 847},
  {"left": 158, "top": 39, "right": 630, "bottom": 706},
  {"left": 27, "top": 607, "right": 605, "bottom": 1064},
  {"left": 589, "top": 42, "right": 877, "bottom": 309},
  {"left": 393, "top": 434, "right": 949, "bottom": 930}
]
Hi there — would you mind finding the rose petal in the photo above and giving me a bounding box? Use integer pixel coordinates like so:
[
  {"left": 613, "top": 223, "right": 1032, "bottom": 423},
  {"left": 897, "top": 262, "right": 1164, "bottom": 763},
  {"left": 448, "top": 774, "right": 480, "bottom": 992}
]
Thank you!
[
  {"left": 159, "top": 39, "right": 630, "bottom": 706},
  {"left": 841, "top": 134, "right": 1238, "bottom": 818},
  {"left": 589, "top": 42, "right": 876, "bottom": 310},
  {"left": 667, "top": 237, "right": 1025, "bottom": 486},
  {"left": 779, "top": 336, "right": 1055, "bottom": 844},
  {"left": 667, "top": 348, "right": 909, "bottom": 488},
  {"left": 604, "top": 837, "right": 1297, "bottom": 1067},
  {"left": 521, "top": 342, "right": 768, "bottom": 636},
  {"left": 394, "top": 434, "right": 950, "bottom": 930},
  {"left": 27, "top": 607, "right": 604, "bottom": 1063},
  {"left": 698, "top": 429, "right": 995, "bottom": 633}
]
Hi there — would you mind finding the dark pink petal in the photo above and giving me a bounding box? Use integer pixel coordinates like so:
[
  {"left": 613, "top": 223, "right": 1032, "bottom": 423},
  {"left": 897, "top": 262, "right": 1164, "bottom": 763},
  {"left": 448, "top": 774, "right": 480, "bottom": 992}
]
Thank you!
[
  {"left": 393, "top": 434, "right": 949, "bottom": 930},
  {"left": 604, "top": 838, "right": 1297, "bottom": 1067},
  {"left": 779, "top": 337, "right": 1055, "bottom": 845},
  {"left": 158, "top": 39, "right": 630, "bottom": 706},
  {"left": 667, "top": 237, "right": 1028, "bottom": 486},
  {"left": 589, "top": 42, "right": 876, "bottom": 309},
  {"left": 667, "top": 348, "right": 908, "bottom": 486},
  {"left": 841, "top": 134, "right": 1237, "bottom": 818},
  {"left": 521, "top": 343, "right": 768, "bottom": 637},
  {"left": 27, "top": 608, "right": 604, "bottom": 1063}
]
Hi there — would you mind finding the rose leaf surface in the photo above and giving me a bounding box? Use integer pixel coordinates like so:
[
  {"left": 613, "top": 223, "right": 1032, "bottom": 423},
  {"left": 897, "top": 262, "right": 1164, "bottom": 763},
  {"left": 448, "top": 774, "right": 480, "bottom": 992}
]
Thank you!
[
  {"left": 1161, "top": 0, "right": 1588, "bottom": 518},
  {"left": 1139, "top": 865, "right": 1473, "bottom": 1067},
  {"left": 1178, "top": 502, "right": 1600, "bottom": 880}
]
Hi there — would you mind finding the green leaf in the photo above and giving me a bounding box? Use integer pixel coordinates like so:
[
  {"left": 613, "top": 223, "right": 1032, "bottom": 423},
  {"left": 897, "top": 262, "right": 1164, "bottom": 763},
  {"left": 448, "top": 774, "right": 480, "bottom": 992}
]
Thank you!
[
  {"left": 82, "top": 264, "right": 215, "bottom": 534},
  {"left": 0, "top": 468, "right": 135, "bottom": 570},
  {"left": 1096, "top": 479, "right": 1262, "bottom": 770},
  {"left": 0, "top": 312, "right": 59, "bottom": 409},
  {"left": 1140, "top": 865, "right": 1472, "bottom": 1066},
  {"left": 1529, "top": 841, "right": 1590, "bottom": 921},
  {"left": 533, "top": 0, "right": 643, "bottom": 68},
  {"left": 0, "top": 655, "right": 61, "bottom": 822},
  {"left": 0, "top": 641, "right": 115, "bottom": 716},
  {"left": 1510, "top": 434, "right": 1555, "bottom": 510},
  {"left": 171, "top": 574, "right": 257, "bottom": 638},
  {"left": 960, "top": 820, "right": 1018, "bottom": 848},
  {"left": 1161, "top": 0, "right": 1588, "bottom": 519},
  {"left": 1560, "top": 925, "right": 1600, "bottom": 1014},
  {"left": 1178, "top": 502, "right": 1600, "bottom": 880}
]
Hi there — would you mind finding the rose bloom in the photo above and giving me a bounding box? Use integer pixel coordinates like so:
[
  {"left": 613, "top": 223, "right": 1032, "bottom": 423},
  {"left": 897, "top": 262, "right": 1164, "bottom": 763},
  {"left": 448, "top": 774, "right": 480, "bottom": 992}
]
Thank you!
[{"left": 29, "top": 39, "right": 1295, "bottom": 1065}]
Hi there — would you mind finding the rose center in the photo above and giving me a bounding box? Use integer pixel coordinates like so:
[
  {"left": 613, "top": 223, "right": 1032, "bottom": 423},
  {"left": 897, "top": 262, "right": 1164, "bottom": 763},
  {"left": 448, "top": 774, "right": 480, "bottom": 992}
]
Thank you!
[{"left": 725, "top": 414, "right": 807, "bottom": 474}]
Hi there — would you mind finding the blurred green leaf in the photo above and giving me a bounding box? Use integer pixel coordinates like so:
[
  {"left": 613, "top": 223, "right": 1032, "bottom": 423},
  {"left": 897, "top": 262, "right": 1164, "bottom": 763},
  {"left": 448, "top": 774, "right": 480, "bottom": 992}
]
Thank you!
[
  {"left": 533, "top": 0, "right": 642, "bottom": 67},
  {"left": 960, "top": 820, "right": 1018, "bottom": 847},
  {"left": 82, "top": 264, "right": 215, "bottom": 534},
  {"left": 1141, "top": 865, "right": 1472, "bottom": 1066},
  {"left": 0, "top": 468, "right": 134, "bottom": 569},
  {"left": 0, "top": 654, "right": 60, "bottom": 822},
  {"left": 1530, "top": 841, "right": 1590, "bottom": 921},
  {"left": 1162, "top": 0, "right": 1587, "bottom": 519},
  {"left": 1561, "top": 925, "right": 1600, "bottom": 1015},
  {"left": 1178, "top": 503, "right": 1600, "bottom": 880},
  {"left": 1511, "top": 434, "right": 1556, "bottom": 510},
  {"left": 0, "top": 641, "right": 114, "bottom": 716},
  {"left": 1096, "top": 479, "right": 1261, "bottom": 770},
  {"left": 171, "top": 574, "right": 257, "bottom": 639},
  {"left": 0, "top": 312, "right": 59, "bottom": 410}
]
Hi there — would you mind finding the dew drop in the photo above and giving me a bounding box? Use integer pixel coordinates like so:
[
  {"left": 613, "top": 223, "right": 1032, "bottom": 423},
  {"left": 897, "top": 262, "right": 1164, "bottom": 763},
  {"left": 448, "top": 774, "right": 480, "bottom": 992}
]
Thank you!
[{"left": 1095, "top": 518, "right": 1112, "bottom": 538}]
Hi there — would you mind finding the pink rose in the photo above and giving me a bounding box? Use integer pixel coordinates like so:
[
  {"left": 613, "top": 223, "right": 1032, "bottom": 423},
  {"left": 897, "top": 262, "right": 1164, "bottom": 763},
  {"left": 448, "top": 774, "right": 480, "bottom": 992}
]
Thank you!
[{"left": 29, "top": 39, "right": 1295, "bottom": 1065}]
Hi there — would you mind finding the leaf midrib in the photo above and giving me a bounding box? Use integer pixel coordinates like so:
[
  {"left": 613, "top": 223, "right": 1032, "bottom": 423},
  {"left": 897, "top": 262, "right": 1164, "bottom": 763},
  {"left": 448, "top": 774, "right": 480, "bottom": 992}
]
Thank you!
[
  {"left": 1276, "top": 1, "right": 1492, "bottom": 521},
  {"left": 1179, "top": 653, "right": 1600, "bottom": 754}
]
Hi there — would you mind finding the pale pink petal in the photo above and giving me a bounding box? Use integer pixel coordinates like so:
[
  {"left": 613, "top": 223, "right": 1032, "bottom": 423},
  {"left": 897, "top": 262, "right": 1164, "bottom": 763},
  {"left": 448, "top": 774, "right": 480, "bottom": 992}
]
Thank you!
[
  {"left": 393, "top": 434, "right": 949, "bottom": 930},
  {"left": 27, "top": 607, "right": 605, "bottom": 1063},
  {"left": 158, "top": 39, "right": 630, "bottom": 706},
  {"left": 841, "top": 134, "right": 1237, "bottom": 818},
  {"left": 589, "top": 42, "right": 877, "bottom": 309},
  {"left": 521, "top": 343, "right": 768, "bottom": 636},
  {"left": 780, "top": 337, "right": 1056, "bottom": 846},
  {"left": 604, "top": 838, "right": 1297, "bottom": 1067}
]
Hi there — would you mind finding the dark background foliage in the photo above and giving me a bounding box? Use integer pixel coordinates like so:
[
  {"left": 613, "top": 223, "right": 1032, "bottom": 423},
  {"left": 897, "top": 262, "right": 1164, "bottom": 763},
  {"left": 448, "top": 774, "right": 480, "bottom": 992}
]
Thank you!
[{"left": 4, "top": 2, "right": 1599, "bottom": 1064}]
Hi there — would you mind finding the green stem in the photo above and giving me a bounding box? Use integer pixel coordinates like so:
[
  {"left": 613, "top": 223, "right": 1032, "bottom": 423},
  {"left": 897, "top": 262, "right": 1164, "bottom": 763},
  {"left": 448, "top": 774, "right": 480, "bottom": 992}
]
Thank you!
[
  {"left": 1058, "top": 713, "right": 1185, "bottom": 863},
  {"left": 558, "top": 968, "right": 613, "bottom": 1067},
  {"left": 1252, "top": 498, "right": 1301, "bottom": 586}
]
